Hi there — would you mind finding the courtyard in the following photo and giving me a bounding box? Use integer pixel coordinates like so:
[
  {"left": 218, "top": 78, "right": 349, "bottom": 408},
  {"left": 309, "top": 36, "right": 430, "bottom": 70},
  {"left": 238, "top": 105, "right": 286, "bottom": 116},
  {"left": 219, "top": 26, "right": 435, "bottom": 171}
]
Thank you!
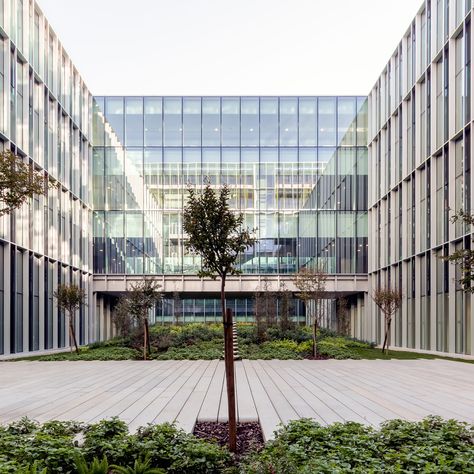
[{"left": 2, "top": 358, "right": 473, "bottom": 442}]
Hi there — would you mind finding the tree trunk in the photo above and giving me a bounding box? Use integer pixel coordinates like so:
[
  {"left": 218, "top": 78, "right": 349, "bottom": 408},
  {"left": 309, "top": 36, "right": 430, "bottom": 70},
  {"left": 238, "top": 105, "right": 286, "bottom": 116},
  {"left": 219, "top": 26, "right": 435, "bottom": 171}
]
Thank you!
[
  {"left": 312, "top": 313, "right": 317, "bottom": 358},
  {"left": 221, "top": 276, "right": 237, "bottom": 453},
  {"left": 382, "top": 316, "right": 388, "bottom": 354},
  {"left": 145, "top": 318, "right": 151, "bottom": 358},
  {"left": 69, "top": 316, "right": 80, "bottom": 354},
  {"left": 386, "top": 317, "right": 392, "bottom": 353},
  {"left": 143, "top": 319, "right": 149, "bottom": 360}
]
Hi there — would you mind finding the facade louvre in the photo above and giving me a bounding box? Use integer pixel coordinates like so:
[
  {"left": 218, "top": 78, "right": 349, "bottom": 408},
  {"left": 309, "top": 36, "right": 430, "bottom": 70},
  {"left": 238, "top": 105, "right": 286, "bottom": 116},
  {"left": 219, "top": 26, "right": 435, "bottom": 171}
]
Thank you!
[
  {"left": 0, "top": 0, "right": 473, "bottom": 357},
  {"left": 363, "top": 0, "right": 474, "bottom": 355}
]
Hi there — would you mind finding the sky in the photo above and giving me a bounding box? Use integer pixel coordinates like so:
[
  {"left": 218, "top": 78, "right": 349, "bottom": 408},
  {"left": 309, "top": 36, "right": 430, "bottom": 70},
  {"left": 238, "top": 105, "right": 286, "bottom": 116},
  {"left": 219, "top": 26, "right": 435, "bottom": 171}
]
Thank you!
[{"left": 37, "top": 0, "right": 423, "bottom": 97}]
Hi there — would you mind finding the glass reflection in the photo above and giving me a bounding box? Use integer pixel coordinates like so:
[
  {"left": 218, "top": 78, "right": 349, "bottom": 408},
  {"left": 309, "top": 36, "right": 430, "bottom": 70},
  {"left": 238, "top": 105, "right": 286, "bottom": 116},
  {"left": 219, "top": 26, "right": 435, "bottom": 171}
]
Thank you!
[{"left": 93, "top": 96, "right": 368, "bottom": 276}]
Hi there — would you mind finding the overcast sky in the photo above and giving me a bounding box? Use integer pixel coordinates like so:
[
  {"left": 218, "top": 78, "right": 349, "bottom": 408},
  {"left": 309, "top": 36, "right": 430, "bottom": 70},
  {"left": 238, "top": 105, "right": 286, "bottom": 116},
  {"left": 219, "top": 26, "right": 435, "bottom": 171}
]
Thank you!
[{"left": 37, "top": 0, "right": 422, "bottom": 96}]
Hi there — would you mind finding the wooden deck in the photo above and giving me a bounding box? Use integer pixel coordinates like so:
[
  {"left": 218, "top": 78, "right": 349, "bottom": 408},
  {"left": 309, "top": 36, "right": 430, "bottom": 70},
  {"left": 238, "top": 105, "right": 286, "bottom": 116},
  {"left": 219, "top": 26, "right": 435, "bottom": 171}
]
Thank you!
[{"left": 1, "top": 359, "right": 473, "bottom": 441}]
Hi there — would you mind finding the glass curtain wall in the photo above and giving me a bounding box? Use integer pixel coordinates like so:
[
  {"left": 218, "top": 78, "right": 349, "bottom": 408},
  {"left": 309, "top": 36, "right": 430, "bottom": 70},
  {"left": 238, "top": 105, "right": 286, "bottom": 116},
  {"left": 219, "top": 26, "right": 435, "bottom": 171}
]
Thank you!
[{"left": 92, "top": 96, "right": 368, "bottom": 278}]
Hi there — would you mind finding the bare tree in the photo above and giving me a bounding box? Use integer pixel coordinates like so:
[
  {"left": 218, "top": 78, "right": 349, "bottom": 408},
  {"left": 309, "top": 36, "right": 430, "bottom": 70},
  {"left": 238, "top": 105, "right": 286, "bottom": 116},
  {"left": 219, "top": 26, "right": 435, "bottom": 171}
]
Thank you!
[
  {"left": 278, "top": 282, "right": 294, "bottom": 332},
  {"left": 372, "top": 287, "right": 402, "bottom": 354},
  {"left": 336, "top": 296, "right": 350, "bottom": 336},
  {"left": 254, "top": 278, "right": 278, "bottom": 341},
  {"left": 172, "top": 291, "right": 182, "bottom": 325},
  {"left": 53, "top": 284, "right": 86, "bottom": 353},
  {"left": 123, "top": 279, "right": 162, "bottom": 360},
  {"left": 183, "top": 179, "right": 255, "bottom": 452},
  {"left": 112, "top": 295, "right": 133, "bottom": 337},
  {"left": 293, "top": 264, "right": 328, "bottom": 357}
]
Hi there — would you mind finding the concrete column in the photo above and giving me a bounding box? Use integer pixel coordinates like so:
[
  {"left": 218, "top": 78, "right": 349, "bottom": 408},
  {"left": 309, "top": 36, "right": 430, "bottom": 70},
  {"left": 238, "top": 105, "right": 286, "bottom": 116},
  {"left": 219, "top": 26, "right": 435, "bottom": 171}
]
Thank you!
[
  {"left": 22, "top": 251, "right": 28, "bottom": 353},
  {"left": 3, "top": 243, "right": 11, "bottom": 355},
  {"left": 38, "top": 257, "right": 45, "bottom": 351}
]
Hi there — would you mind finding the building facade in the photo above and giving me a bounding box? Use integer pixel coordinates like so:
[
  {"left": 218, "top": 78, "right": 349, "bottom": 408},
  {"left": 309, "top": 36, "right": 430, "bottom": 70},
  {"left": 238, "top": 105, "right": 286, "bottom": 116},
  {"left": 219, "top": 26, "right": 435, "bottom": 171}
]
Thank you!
[
  {"left": 92, "top": 96, "right": 368, "bottom": 322},
  {"left": 0, "top": 0, "right": 115, "bottom": 357},
  {"left": 1, "top": 0, "right": 474, "bottom": 358},
  {"left": 363, "top": 0, "right": 474, "bottom": 356}
]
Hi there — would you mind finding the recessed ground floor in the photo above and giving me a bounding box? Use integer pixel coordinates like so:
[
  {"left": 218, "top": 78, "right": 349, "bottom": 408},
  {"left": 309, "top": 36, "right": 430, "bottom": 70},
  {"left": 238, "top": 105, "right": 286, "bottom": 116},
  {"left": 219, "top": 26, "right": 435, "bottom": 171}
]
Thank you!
[{"left": 1, "top": 359, "right": 473, "bottom": 441}]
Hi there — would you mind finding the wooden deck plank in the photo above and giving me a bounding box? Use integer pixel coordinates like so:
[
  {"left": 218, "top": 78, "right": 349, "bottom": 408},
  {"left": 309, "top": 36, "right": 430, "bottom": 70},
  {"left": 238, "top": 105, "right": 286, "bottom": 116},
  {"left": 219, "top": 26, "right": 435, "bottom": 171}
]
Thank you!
[
  {"left": 1, "top": 359, "right": 474, "bottom": 437},
  {"left": 154, "top": 360, "right": 212, "bottom": 425},
  {"left": 242, "top": 360, "right": 281, "bottom": 441},
  {"left": 197, "top": 361, "right": 225, "bottom": 422},
  {"left": 175, "top": 360, "right": 219, "bottom": 432}
]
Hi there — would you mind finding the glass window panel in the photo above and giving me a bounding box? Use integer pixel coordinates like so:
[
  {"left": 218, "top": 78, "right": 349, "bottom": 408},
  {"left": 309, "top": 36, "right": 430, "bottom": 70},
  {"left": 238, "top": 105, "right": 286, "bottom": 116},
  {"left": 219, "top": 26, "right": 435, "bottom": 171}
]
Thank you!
[
  {"left": 125, "top": 212, "right": 144, "bottom": 274},
  {"left": 338, "top": 148, "right": 356, "bottom": 175},
  {"left": 222, "top": 98, "right": 240, "bottom": 146},
  {"left": 299, "top": 98, "right": 317, "bottom": 146},
  {"left": 222, "top": 148, "right": 240, "bottom": 186},
  {"left": 144, "top": 148, "right": 162, "bottom": 187},
  {"left": 125, "top": 97, "right": 143, "bottom": 146},
  {"left": 241, "top": 98, "right": 259, "bottom": 146},
  {"left": 338, "top": 97, "right": 356, "bottom": 146},
  {"left": 183, "top": 148, "right": 200, "bottom": 184},
  {"left": 105, "top": 147, "right": 124, "bottom": 209},
  {"left": 105, "top": 97, "right": 124, "bottom": 144},
  {"left": 145, "top": 97, "right": 162, "bottom": 146},
  {"left": 318, "top": 97, "right": 336, "bottom": 146},
  {"left": 280, "top": 98, "right": 298, "bottom": 146},
  {"left": 202, "top": 98, "right": 220, "bottom": 146},
  {"left": 260, "top": 98, "right": 278, "bottom": 146},
  {"left": 164, "top": 98, "right": 182, "bottom": 146},
  {"left": 183, "top": 97, "right": 201, "bottom": 146},
  {"left": 125, "top": 149, "right": 143, "bottom": 210},
  {"left": 202, "top": 148, "right": 220, "bottom": 184}
]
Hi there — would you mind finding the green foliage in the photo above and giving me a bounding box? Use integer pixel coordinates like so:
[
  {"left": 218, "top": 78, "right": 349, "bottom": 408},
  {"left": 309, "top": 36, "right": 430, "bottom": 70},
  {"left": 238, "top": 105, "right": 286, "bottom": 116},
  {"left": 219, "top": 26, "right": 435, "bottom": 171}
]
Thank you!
[
  {"left": 22, "top": 324, "right": 381, "bottom": 362},
  {"left": 0, "top": 418, "right": 81, "bottom": 473},
  {"left": 122, "top": 280, "right": 162, "bottom": 324},
  {"left": 111, "top": 456, "right": 165, "bottom": 474},
  {"left": 0, "top": 150, "right": 50, "bottom": 216},
  {"left": 152, "top": 341, "right": 223, "bottom": 360},
  {"left": 446, "top": 210, "right": 474, "bottom": 292},
  {"left": 13, "top": 461, "right": 48, "bottom": 474},
  {"left": 1, "top": 417, "right": 473, "bottom": 473},
  {"left": 183, "top": 180, "right": 255, "bottom": 280},
  {"left": 35, "top": 346, "right": 140, "bottom": 361},
  {"left": 241, "top": 417, "right": 474, "bottom": 474},
  {"left": 74, "top": 455, "right": 110, "bottom": 474},
  {"left": 317, "top": 337, "right": 366, "bottom": 360},
  {"left": 0, "top": 418, "right": 229, "bottom": 474},
  {"left": 135, "top": 423, "right": 230, "bottom": 473},
  {"left": 265, "top": 326, "right": 313, "bottom": 343},
  {"left": 53, "top": 285, "right": 87, "bottom": 316}
]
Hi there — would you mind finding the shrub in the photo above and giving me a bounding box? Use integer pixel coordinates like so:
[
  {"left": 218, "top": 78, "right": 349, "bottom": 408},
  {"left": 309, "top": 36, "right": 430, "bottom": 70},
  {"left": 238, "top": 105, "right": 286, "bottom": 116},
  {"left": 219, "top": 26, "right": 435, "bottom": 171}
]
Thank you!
[
  {"left": 316, "top": 337, "right": 370, "bottom": 360},
  {"left": 152, "top": 341, "right": 223, "bottom": 360},
  {"left": 22, "top": 323, "right": 375, "bottom": 362},
  {"left": 241, "top": 417, "right": 474, "bottom": 474},
  {"left": 265, "top": 326, "right": 312, "bottom": 344},
  {"left": 37, "top": 346, "right": 141, "bottom": 361},
  {"left": 134, "top": 423, "right": 230, "bottom": 473},
  {"left": 0, "top": 418, "right": 230, "bottom": 474}
]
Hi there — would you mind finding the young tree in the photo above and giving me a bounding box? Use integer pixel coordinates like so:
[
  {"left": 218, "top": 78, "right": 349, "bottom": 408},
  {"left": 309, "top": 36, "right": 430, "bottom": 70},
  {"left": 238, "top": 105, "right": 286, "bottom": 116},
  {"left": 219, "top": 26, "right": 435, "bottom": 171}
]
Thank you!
[
  {"left": 183, "top": 179, "right": 255, "bottom": 452},
  {"left": 125, "top": 279, "right": 162, "bottom": 360},
  {"left": 53, "top": 284, "right": 86, "bottom": 353},
  {"left": 253, "top": 278, "right": 277, "bottom": 341},
  {"left": 445, "top": 210, "right": 474, "bottom": 292},
  {"left": 336, "top": 296, "right": 350, "bottom": 336},
  {"left": 172, "top": 291, "right": 182, "bottom": 325},
  {"left": 112, "top": 295, "right": 133, "bottom": 337},
  {"left": 372, "top": 287, "right": 402, "bottom": 354},
  {"left": 0, "top": 150, "right": 50, "bottom": 216},
  {"left": 278, "top": 282, "right": 294, "bottom": 332},
  {"left": 294, "top": 264, "right": 328, "bottom": 357},
  {"left": 253, "top": 288, "right": 268, "bottom": 342}
]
